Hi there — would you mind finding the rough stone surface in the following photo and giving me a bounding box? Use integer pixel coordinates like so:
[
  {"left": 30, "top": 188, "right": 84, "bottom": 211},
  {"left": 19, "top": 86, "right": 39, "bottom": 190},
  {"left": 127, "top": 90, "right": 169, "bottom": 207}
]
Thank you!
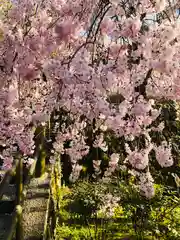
[
  {"left": 23, "top": 172, "right": 50, "bottom": 240},
  {"left": 0, "top": 214, "right": 13, "bottom": 240}
]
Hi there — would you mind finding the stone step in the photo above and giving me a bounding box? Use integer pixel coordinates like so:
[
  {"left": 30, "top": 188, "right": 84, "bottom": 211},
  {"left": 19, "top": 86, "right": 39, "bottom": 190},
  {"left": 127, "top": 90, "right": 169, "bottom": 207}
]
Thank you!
[
  {"left": 1, "top": 184, "right": 16, "bottom": 201},
  {"left": 23, "top": 173, "right": 50, "bottom": 240},
  {"left": 0, "top": 214, "right": 13, "bottom": 240},
  {"left": 0, "top": 200, "right": 15, "bottom": 214},
  {"left": 0, "top": 170, "right": 13, "bottom": 200}
]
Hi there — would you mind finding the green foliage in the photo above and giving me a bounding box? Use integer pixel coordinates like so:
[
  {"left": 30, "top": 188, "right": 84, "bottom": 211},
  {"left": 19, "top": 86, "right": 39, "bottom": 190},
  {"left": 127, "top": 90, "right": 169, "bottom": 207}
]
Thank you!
[
  {"left": 56, "top": 224, "right": 95, "bottom": 240},
  {"left": 60, "top": 180, "right": 118, "bottom": 218},
  {"left": 58, "top": 185, "right": 72, "bottom": 221},
  {"left": 55, "top": 179, "right": 180, "bottom": 240}
]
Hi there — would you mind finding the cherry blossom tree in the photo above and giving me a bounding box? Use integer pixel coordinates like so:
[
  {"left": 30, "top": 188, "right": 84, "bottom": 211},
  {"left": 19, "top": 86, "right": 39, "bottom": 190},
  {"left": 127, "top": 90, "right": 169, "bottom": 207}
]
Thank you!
[{"left": 0, "top": 0, "right": 180, "bottom": 198}]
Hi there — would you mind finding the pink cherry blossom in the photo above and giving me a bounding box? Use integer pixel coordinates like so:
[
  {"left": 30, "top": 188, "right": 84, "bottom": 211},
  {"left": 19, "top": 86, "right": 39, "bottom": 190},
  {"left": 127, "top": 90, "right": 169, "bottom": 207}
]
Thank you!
[
  {"left": 125, "top": 142, "right": 153, "bottom": 170},
  {"left": 154, "top": 141, "right": 173, "bottom": 167},
  {"left": 0, "top": 0, "right": 179, "bottom": 197}
]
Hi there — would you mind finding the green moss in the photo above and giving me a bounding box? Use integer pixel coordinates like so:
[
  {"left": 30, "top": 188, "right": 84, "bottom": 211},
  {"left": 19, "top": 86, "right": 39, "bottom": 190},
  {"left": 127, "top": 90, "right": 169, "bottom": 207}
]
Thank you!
[{"left": 35, "top": 149, "right": 46, "bottom": 177}]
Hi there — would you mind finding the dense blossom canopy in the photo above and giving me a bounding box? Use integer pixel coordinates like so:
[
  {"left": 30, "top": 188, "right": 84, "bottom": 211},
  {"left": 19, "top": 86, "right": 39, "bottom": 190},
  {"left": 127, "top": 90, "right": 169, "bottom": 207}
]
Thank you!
[{"left": 0, "top": 0, "right": 180, "bottom": 198}]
